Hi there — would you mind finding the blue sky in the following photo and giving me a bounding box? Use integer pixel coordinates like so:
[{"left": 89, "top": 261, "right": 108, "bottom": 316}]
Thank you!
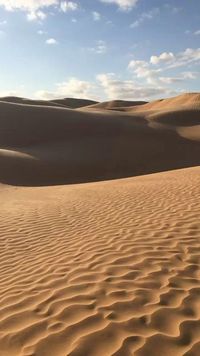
[{"left": 0, "top": 0, "right": 199, "bottom": 101}]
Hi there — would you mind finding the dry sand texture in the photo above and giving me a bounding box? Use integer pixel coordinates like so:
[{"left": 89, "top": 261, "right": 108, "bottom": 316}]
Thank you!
[{"left": 0, "top": 94, "right": 200, "bottom": 355}]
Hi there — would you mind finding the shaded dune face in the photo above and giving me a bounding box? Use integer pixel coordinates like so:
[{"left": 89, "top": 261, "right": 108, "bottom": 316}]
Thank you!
[
  {"left": 0, "top": 96, "right": 98, "bottom": 109},
  {"left": 49, "top": 98, "right": 98, "bottom": 108},
  {"left": 0, "top": 94, "right": 200, "bottom": 186},
  {"left": 0, "top": 97, "right": 66, "bottom": 108}
]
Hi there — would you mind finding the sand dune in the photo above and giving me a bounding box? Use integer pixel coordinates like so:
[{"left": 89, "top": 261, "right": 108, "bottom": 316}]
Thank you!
[
  {"left": 83, "top": 100, "right": 147, "bottom": 111},
  {"left": 49, "top": 98, "right": 98, "bottom": 109},
  {"left": 0, "top": 96, "right": 66, "bottom": 108},
  {"left": 127, "top": 93, "right": 200, "bottom": 112},
  {"left": 0, "top": 93, "right": 200, "bottom": 355},
  {"left": 0, "top": 96, "right": 98, "bottom": 109},
  {"left": 0, "top": 167, "right": 200, "bottom": 355},
  {"left": 0, "top": 94, "right": 200, "bottom": 186}
]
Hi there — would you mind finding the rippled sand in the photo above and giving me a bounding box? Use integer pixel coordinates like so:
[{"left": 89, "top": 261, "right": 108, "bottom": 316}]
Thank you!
[{"left": 0, "top": 167, "right": 200, "bottom": 355}]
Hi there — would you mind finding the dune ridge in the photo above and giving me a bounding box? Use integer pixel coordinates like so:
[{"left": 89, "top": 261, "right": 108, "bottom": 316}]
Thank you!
[
  {"left": 0, "top": 93, "right": 200, "bottom": 186},
  {"left": 127, "top": 93, "right": 200, "bottom": 112},
  {"left": 1, "top": 96, "right": 98, "bottom": 109}
]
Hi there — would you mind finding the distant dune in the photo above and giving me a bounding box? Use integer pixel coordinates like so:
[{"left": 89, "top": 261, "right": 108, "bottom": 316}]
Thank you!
[
  {"left": 127, "top": 93, "right": 200, "bottom": 111},
  {"left": 49, "top": 98, "right": 98, "bottom": 108},
  {"left": 0, "top": 96, "right": 98, "bottom": 109},
  {"left": 0, "top": 96, "right": 66, "bottom": 108},
  {"left": 0, "top": 93, "right": 200, "bottom": 356},
  {"left": 83, "top": 99, "right": 147, "bottom": 111},
  {"left": 0, "top": 93, "right": 199, "bottom": 186}
]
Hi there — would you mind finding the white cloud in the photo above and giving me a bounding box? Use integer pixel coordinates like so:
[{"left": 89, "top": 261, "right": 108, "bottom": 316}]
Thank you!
[
  {"left": 88, "top": 40, "right": 107, "bottom": 54},
  {"left": 0, "top": 1, "right": 79, "bottom": 20},
  {"left": 35, "top": 71, "right": 182, "bottom": 102},
  {"left": 130, "top": 8, "right": 159, "bottom": 28},
  {"left": 60, "top": 1, "right": 78, "bottom": 12},
  {"left": 194, "top": 30, "right": 200, "bottom": 35},
  {"left": 0, "top": 20, "right": 7, "bottom": 25},
  {"left": 27, "top": 10, "right": 46, "bottom": 21},
  {"left": 100, "top": 0, "right": 139, "bottom": 11},
  {"left": 35, "top": 77, "right": 94, "bottom": 100},
  {"left": 97, "top": 73, "right": 175, "bottom": 100},
  {"left": 0, "top": 0, "right": 57, "bottom": 11},
  {"left": 0, "top": 0, "right": 57, "bottom": 20},
  {"left": 46, "top": 37, "right": 57, "bottom": 44},
  {"left": 151, "top": 48, "right": 200, "bottom": 69},
  {"left": 0, "top": 84, "right": 25, "bottom": 97},
  {"left": 128, "top": 60, "right": 161, "bottom": 84},
  {"left": 0, "top": 90, "right": 19, "bottom": 97},
  {"left": 128, "top": 49, "right": 200, "bottom": 87},
  {"left": 92, "top": 11, "right": 101, "bottom": 21},
  {"left": 150, "top": 52, "right": 175, "bottom": 65}
]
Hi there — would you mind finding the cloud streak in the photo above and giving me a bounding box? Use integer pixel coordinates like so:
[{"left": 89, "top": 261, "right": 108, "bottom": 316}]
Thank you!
[
  {"left": 100, "top": 0, "right": 139, "bottom": 11},
  {"left": 130, "top": 8, "right": 159, "bottom": 28}
]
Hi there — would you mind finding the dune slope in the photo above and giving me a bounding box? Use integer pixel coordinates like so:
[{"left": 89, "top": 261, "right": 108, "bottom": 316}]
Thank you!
[
  {"left": 0, "top": 96, "right": 66, "bottom": 108},
  {"left": 0, "top": 97, "right": 200, "bottom": 186},
  {"left": 0, "top": 167, "right": 200, "bottom": 355},
  {"left": 84, "top": 100, "right": 147, "bottom": 111},
  {"left": 0, "top": 96, "right": 98, "bottom": 109},
  {"left": 49, "top": 98, "right": 98, "bottom": 108}
]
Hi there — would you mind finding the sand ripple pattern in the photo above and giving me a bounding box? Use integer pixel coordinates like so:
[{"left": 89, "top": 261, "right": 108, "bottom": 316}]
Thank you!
[{"left": 0, "top": 167, "right": 200, "bottom": 355}]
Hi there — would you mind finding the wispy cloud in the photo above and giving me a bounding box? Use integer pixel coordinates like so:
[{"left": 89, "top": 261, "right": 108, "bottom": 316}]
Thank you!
[
  {"left": 37, "top": 29, "right": 47, "bottom": 35},
  {"left": 130, "top": 8, "right": 159, "bottom": 28},
  {"left": 92, "top": 11, "right": 101, "bottom": 21},
  {"left": 60, "top": 1, "right": 78, "bottom": 13},
  {"left": 100, "top": 0, "right": 139, "bottom": 11},
  {"left": 88, "top": 40, "right": 107, "bottom": 54},
  {"left": 0, "top": 1, "right": 79, "bottom": 20},
  {"left": 27, "top": 10, "right": 47, "bottom": 21},
  {"left": 151, "top": 48, "right": 200, "bottom": 69},
  {"left": 164, "top": 4, "right": 182, "bottom": 14}
]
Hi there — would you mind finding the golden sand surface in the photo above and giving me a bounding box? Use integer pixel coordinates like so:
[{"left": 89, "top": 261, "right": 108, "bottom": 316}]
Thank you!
[{"left": 0, "top": 94, "right": 200, "bottom": 355}]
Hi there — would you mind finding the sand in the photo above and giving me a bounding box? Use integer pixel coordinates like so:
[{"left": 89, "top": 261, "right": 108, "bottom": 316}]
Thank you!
[
  {"left": 0, "top": 93, "right": 200, "bottom": 355},
  {"left": 0, "top": 94, "right": 200, "bottom": 186},
  {"left": 0, "top": 97, "right": 98, "bottom": 109},
  {"left": 0, "top": 167, "right": 200, "bottom": 355}
]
